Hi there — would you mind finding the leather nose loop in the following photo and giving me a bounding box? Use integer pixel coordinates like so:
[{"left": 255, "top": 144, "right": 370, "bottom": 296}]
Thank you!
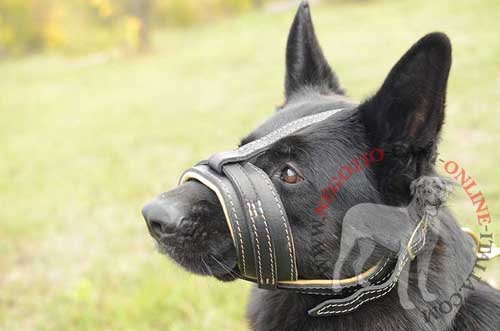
[{"left": 142, "top": 199, "right": 185, "bottom": 239}]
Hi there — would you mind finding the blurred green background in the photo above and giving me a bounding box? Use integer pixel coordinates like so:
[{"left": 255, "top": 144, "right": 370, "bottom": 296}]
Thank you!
[{"left": 0, "top": 0, "right": 499, "bottom": 330}]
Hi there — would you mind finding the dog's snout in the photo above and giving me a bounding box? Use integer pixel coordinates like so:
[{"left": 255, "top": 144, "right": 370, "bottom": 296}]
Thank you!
[
  {"left": 142, "top": 199, "right": 185, "bottom": 239},
  {"left": 142, "top": 181, "right": 220, "bottom": 242}
]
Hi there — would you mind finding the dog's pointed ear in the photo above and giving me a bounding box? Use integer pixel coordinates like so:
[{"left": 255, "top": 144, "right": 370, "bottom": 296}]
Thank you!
[
  {"left": 359, "top": 33, "right": 451, "bottom": 202},
  {"left": 284, "top": 1, "right": 343, "bottom": 99},
  {"left": 360, "top": 32, "right": 452, "bottom": 150}
]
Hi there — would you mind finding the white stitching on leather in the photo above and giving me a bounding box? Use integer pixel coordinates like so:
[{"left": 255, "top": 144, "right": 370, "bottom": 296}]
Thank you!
[
  {"left": 370, "top": 268, "right": 392, "bottom": 285},
  {"left": 249, "top": 163, "right": 296, "bottom": 280},
  {"left": 368, "top": 258, "right": 390, "bottom": 281},
  {"left": 296, "top": 271, "right": 393, "bottom": 295},
  {"left": 243, "top": 169, "right": 276, "bottom": 285},
  {"left": 321, "top": 276, "right": 399, "bottom": 314},
  {"left": 317, "top": 257, "right": 408, "bottom": 314},
  {"left": 238, "top": 109, "right": 344, "bottom": 155},
  {"left": 246, "top": 201, "right": 264, "bottom": 284},
  {"left": 315, "top": 223, "right": 427, "bottom": 314},
  {"left": 213, "top": 176, "right": 247, "bottom": 275},
  {"left": 254, "top": 200, "right": 275, "bottom": 285},
  {"left": 238, "top": 110, "right": 337, "bottom": 153},
  {"left": 236, "top": 166, "right": 275, "bottom": 285},
  {"left": 286, "top": 257, "right": 391, "bottom": 290},
  {"left": 226, "top": 169, "right": 266, "bottom": 284},
  {"left": 316, "top": 223, "right": 426, "bottom": 313},
  {"left": 408, "top": 223, "right": 426, "bottom": 259}
]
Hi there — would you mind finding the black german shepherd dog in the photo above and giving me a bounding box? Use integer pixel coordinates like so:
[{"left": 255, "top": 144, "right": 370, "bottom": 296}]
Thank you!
[{"left": 142, "top": 2, "right": 500, "bottom": 330}]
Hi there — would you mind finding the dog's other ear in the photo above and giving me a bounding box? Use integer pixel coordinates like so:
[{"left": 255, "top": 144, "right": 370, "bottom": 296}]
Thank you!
[
  {"left": 359, "top": 33, "right": 451, "bottom": 204},
  {"left": 284, "top": 1, "right": 343, "bottom": 99},
  {"left": 360, "top": 32, "right": 452, "bottom": 151}
]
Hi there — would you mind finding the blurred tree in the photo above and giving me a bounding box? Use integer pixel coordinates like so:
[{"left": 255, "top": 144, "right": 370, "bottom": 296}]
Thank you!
[
  {"left": 114, "top": 0, "right": 153, "bottom": 52},
  {"left": 0, "top": 0, "right": 262, "bottom": 56},
  {"left": 252, "top": 0, "right": 263, "bottom": 7},
  {"left": 134, "top": 0, "right": 152, "bottom": 52}
]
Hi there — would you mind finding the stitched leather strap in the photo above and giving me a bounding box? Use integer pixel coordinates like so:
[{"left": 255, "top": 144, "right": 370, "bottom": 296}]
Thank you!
[
  {"left": 223, "top": 163, "right": 278, "bottom": 288},
  {"left": 180, "top": 163, "right": 298, "bottom": 288},
  {"left": 208, "top": 108, "right": 346, "bottom": 173},
  {"left": 307, "top": 214, "right": 429, "bottom": 316},
  {"left": 181, "top": 163, "right": 430, "bottom": 313},
  {"left": 179, "top": 165, "right": 256, "bottom": 278},
  {"left": 243, "top": 163, "right": 298, "bottom": 282},
  {"left": 179, "top": 106, "right": 432, "bottom": 316},
  {"left": 180, "top": 163, "right": 396, "bottom": 295},
  {"left": 276, "top": 257, "right": 393, "bottom": 295}
]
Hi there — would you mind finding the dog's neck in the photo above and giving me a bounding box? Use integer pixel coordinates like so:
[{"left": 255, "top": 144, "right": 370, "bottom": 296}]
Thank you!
[{"left": 246, "top": 209, "right": 478, "bottom": 331}]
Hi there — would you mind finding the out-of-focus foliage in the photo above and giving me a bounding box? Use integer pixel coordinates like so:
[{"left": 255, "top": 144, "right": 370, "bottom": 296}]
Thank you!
[
  {"left": 0, "top": 0, "right": 264, "bottom": 56},
  {"left": 155, "top": 0, "right": 253, "bottom": 26}
]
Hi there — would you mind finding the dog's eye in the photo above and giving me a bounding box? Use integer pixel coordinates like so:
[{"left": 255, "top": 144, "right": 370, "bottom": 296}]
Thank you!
[{"left": 280, "top": 166, "right": 303, "bottom": 184}]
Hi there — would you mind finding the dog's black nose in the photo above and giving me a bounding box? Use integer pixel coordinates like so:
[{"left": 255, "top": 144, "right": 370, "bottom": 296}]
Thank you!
[{"left": 142, "top": 199, "right": 185, "bottom": 239}]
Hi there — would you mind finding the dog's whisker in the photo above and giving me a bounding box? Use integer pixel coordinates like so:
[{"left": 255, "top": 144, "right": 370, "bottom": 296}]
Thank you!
[
  {"left": 201, "top": 256, "right": 214, "bottom": 277},
  {"left": 210, "top": 254, "right": 240, "bottom": 278}
]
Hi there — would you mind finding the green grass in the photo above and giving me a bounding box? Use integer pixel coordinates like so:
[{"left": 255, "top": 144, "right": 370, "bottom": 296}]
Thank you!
[{"left": 1, "top": 0, "right": 499, "bottom": 330}]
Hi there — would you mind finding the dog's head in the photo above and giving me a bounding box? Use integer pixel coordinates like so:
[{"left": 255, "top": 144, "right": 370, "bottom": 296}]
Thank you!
[{"left": 142, "top": 2, "right": 451, "bottom": 281}]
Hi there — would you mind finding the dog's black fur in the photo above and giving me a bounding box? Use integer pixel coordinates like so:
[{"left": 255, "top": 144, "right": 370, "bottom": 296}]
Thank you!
[{"left": 144, "top": 2, "right": 500, "bottom": 330}]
